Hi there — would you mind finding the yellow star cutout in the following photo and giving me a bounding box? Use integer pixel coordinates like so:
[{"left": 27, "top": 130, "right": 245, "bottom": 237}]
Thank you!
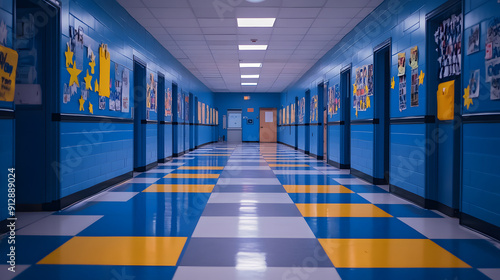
[
  {"left": 366, "top": 95, "right": 371, "bottom": 108},
  {"left": 353, "top": 83, "right": 357, "bottom": 94},
  {"left": 79, "top": 95, "right": 85, "bottom": 111},
  {"left": 89, "top": 59, "right": 96, "bottom": 75},
  {"left": 463, "top": 85, "right": 473, "bottom": 110},
  {"left": 419, "top": 70, "right": 425, "bottom": 85},
  {"left": 67, "top": 63, "right": 82, "bottom": 87},
  {"left": 391, "top": 77, "right": 395, "bottom": 89},
  {"left": 95, "top": 80, "right": 99, "bottom": 93},
  {"left": 89, "top": 102, "right": 94, "bottom": 114},
  {"left": 84, "top": 70, "right": 93, "bottom": 90},
  {"left": 65, "top": 43, "right": 73, "bottom": 67},
  {"left": 365, "top": 85, "right": 369, "bottom": 93},
  {"left": 355, "top": 106, "right": 358, "bottom": 118}
]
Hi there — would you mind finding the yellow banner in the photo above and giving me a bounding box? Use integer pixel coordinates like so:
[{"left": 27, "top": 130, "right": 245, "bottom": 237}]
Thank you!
[
  {"left": 437, "top": 80, "right": 455, "bottom": 121},
  {"left": 99, "top": 44, "right": 110, "bottom": 98},
  {"left": 0, "top": 45, "right": 18, "bottom": 102}
]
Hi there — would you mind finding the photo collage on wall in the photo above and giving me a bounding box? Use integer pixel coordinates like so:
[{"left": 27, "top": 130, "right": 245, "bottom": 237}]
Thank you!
[
  {"left": 353, "top": 64, "right": 374, "bottom": 113},
  {"left": 146, "top": 73, "right": 157, "bottom": 120},
  {"left": 398, "top": 52, "right": 407, "bottom": 112},
  {"left": 410, "top": 46, "right": 419, "bottom": 107},
  {"left": 62, "top": 26, "right": 131, "bottom": 116},
  {"left": 310, "top": 95, "right": 318, "bottom": 122},
  {"left": 291, "top": 103, "right": 295, "bottom": 124},
  {"left": 184, "top": 94, "right": 189, "bottom": 122},
  {"left": 486, "top": 17, "right": 500, "bottom": 100},
  {"left": 279, "top": 108, "right": 282, "bottom": 125},
  {"left": 434, "top": 13, "right": 462, "bottom": 80},
  {"left": 299, "top": 97, "right": 305, "bottom": 123},
  {"left": 177, "top": 92, "right": 183, "bottom": 121},
  {"left": 328, "top": 84, "right": 340, "bottom": 117}
]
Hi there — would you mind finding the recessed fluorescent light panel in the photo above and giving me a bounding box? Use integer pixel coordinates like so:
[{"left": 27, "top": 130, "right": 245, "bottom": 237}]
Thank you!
[
  {"left": 239, "top": 45, "right": 268, "bottom": 50},
  {"left": 240, "top": 63, "right": 262, "bottom": 68},
  {"left": 237, "top": 18, "right": 276, "bottom": 27},
  {"left": 241, "top": 75, "right": 260, "bottom": 79},
  {"left": 242, "top": 83, "right": 258, "bottom": 86}
]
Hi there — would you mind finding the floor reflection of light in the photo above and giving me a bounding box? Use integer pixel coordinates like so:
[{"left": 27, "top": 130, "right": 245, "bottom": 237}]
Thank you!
[
  {"left": 238, "top": 217, "right": 258, "bottom": 233},
  {"left": 235, "top": 252, "right": 267, "bottom": 272}
]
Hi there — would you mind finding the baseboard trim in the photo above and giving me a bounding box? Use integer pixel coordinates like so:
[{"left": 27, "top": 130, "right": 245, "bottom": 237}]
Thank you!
[
  {"left": 243, "top": 141, "right": 259, "bottom": 143},
  {"left": 328, "top": 159, "right": 350, "bottom": 169},
  {"left": 460, "top": 213, "right": 500, "bottom": 241},
  {"left": 277, "top": 141, "right": 296, "bottom": 150},
  {"left": 158, "top": 156, "right": 173, "bottom": 163},
  {"left": 390, "top": 184, "right": 426, "bottom": 208},
  {"left": 134, "top": 161, "right": 158, "bottom": 172},
  {"left": 350, "top": 168, "right": 387, "bottom": 185},
  {"left": 17, "top": 171, "right": 134, "bottom": 212},
  {"left": 173, "top": 151, "right": 185, "bottom": 157},
  {"left": 0, "top": 219, "right": 10, "bottom": 234},
  {"left": 389, "top": 184, "right": 458, "bottom": 217},
  {"left": 309, "top": 153, "right": 323, "bottom": 160}
]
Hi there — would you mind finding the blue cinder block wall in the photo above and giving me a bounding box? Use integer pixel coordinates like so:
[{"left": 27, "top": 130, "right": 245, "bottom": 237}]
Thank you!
[
  {"left": 215, "top": 92, "right": 280, "bottom": 142},
  {"left": 278, "top": 0, "right": 500, "bottom": 238}
]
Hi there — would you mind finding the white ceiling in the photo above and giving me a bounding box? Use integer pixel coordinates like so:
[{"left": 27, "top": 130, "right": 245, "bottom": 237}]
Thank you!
[{"left": 117, "top": 0, "right": 383, "bottom": 92}]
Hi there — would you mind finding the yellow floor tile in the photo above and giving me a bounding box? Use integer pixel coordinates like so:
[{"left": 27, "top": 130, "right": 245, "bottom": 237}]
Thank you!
[
  {"left": 283, "top": 185, "right": 354, "bottom": 193},
  {"left": 296, "top": 203, "right": 392, "bottom": 217},
  {"left": 38, "top": 236, "right": 187, "bottom": 266},
  {"left": 266, "top": 160, "right": 311, "bottom": 162},
  {"left": 164, "top": 173, "right": 220, "bottom": 179},
  {"left": 143, "top": 184, "right": 214, "bottom": 192},
  {"left": 177, "top": 166, "right": 224, "bottom": 170},
  {"left": 318, "top": 239, "right": 471, "bottom": 268},
  {"left": 269, "top": 164, "right": 310, "bottom": 167}
]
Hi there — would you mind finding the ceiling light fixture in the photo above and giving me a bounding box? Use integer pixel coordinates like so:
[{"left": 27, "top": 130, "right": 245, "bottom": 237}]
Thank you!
[
  {"left": 241, "top": 75, "right": 260, "bottom": 79},
  {"left": 240, "top": 63, "right": 262, "bottom": 68},
  {"left": 239, "top": 45, "right": 268, "bottom": 51},
  {"left": 242, "top": 83, "right": 258, "bottom": 86},
  {"left": 237, "top": 18, "right": 276, "bottom": 28}
]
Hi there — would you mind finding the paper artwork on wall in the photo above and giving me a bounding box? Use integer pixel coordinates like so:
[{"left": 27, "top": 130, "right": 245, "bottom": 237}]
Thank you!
[
  {"left": 398, "top": 52, "right": 406, "bottom": 76},
  {"left": 411, "top": 68, "right": 419, "bottom": 107},
  {"left": 437, "top": 80, "right": 455, "bottom": 120},
  {"left": 99, "top": 44, "right": 111, "bottom": 98},
  {"left": 328, "top": 84, "right": 340, "bottom": 117},
  {"left": 399, "top": 75, "right": 407, "bottom": 112},
  {"left": 0, "top": 45, "right": 18, "bottom": 102},
  {"left": 299, "top": 97, "right": 305, "bottom": 123},
  {"left": 353, "top": 65, "right": 373, "bottom": 113},
  {"left": 410, "top": 46, "right": 419, "bottom": 69},
  {"left": 165, "top": 88, "right": 172, "bottom": 117},
  {"left": 434, "top": 14, "right": 462, "bottom": 80},
  {"left": 469, "top": 69, "right": 480, "bottom": 98},
  {"left": 185, "top": 95, "right": 189, "bottom": 122},
  {"left": 310, "top": 95, "right": 318, "bottom": 122},
  {"left": 99, "top": 96, "right": 105, "bottom": 110},
  {"left": 468, "top": 24, "right": 480, "bottom": 55},
  {"left": 486, "top": 18, "right": 500, "bottom": 100},
  {"left": 63, "top": 83, "right": 70, "bottom": 104},
  {"left": 121, "top": 69, "right": 130, "bottom": 113},
  {"left": 146, "top": 73, "right": 157, "bottom": 115},
  {"left": 198, "top": 101, "right": 201, "bottom": 123},
  {"left": 201, "top": 102, "right": 205, "bottom": 124},
  {"left": 0, "top": 20, "right": 7, "bottom": 46}
]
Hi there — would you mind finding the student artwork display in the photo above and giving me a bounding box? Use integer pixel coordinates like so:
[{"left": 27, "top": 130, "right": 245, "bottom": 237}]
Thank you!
[
  {"left": 206, "top": 104, "right": 209, "bottom": 124},
  {"left": 279, "top": 108, "right": 282, "bottom": 125},
  {"left": 0, "top": 20, "right": 7, "bottom": 45},
  {"left": 299, "top": 97, "right": 305, "bottom": 123},
  {"left": 121, "top": 68, "right": 130, "bottom": 113},
  {"left": 310, "top": 95, "right": 318, "bottom": 122},
  {"left": 282, "top": 107, "right": 286, "bottom": 124},
  {"left": 328, "top": 84, "right": 340, "bottom": 117},
  {"left": 434, "top": 14, "right": 462, "bottom": 79},
  {"left": 184, "top": 95, "right": 189, "bottom": 121},
  {"left": 286, "top": 105, "right": 289, "bottom": 124},
  {"left": 109, "top": 63, "right": 123, "bottom": 111},
  {"left": 410, "top": 46, "right": 419, "bottom": 107},
  {"left": 177, "top": 93, "right": 183, "bottom": 120},
  {"left": 201, "top": 102, "right": 205, "bottom": 124},
  {"left": 0, "top": 44, "right": 18, "bottom": 101},
  {"left": 486, "top": 18, "right": 500, "bottom": 100},
  {"left": 353, "top": 65, "right": 373, "bottom": 113},
  {"left": 165, "top": 88, "right": 172, "bottom": 118},
  {"left": 146, "top": 73, "right": 157, "bottom": 119},
  {"left": 468, "top": 24, "right": 480, "bottom": 55},
  {"left": 216, "top": 110, "right": 219, "bottom": 125},
  {"left": 398, "top": 53, "right": 406, "bottom": 76},
  {"left": 399, "top": 75, "right": 407, "bottom": 111},
  {"left": 469, "top": 69, "right": 480, "bottom": 98},
  {"left": 197, "top": 101, "right": 201, "bottom": 123},
  {"left": 291, "top": 103, "right": 295, "bottom": 124},
  {"left": 99, "top": 44, "right": 111, "bottom": 98}
]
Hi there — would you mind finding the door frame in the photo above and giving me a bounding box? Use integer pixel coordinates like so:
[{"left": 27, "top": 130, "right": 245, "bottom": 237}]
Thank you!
[
  {"left": 294, "top": 96, "right": 299, "bottom": 149},
  {"left": 373, "top": 39, "right": 392, "bottom": 184},
  {"left": 227, "top": 109, "right": 242, "bottom": 143},
  {"left": 305, "top": 89, "right": 311, "bottom": 154},
  {"left": 259, "top": 107, "right": 278, "bottom": 143},
  {"left": 339, "top": 66, "right": 352, "bottom": 169}
]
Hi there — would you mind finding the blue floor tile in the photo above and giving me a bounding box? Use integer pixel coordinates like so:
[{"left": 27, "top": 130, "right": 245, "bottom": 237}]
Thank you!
[
  {"left": 288, "top": 193, "right": 369, "bottom": 204},
  {"left": 375, "top": 204, "right": 443, "bottom": 218}
]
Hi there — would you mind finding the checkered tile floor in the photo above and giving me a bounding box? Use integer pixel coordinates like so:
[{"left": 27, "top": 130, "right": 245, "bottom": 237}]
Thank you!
[{"left": 2, "top": 143, "right": 500, "bottom": 280}]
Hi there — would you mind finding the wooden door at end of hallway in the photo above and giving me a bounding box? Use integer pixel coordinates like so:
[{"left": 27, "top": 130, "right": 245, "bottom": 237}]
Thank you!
[{"left": 259, "top": 108, "right": 277, "bottom": 143}]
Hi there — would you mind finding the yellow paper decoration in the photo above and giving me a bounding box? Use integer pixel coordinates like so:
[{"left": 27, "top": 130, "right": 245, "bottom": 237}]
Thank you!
[
  {"left": 391, "top": 77, "right": 395, "bottom": 89},
  {"left": 437, "top": 80, "right": 455, "bottom": 121},
  {"left": 89, "top": 51, "right": 96, "bottom": 74},
  {"left": 84, "top": 70, "right": 93, "bottom": 90},
  {"left": 99, "top": 44, "right": 111, "bottom": 98},
  {"left": 463, "top": 85, "right": 473, "bottom": 110},
  {"left": 79, "top": 95, "right": 85, "bottom": 111},
  {"left": 366, "top": 95, "right": 371, "bottom": 108},
  {"left": 0, "top": 45, "right": 18, "bottom": 102},
  {"left": 65, "top": 43, "right": 73, "bottom": 67},
  {"left": 95, "top": 80, "right": 99, "bottom": 93},
  {"left": 67, "top": 63, "right": 82, "bottom": 87},
  {"left": 419, "top": 70, "right": 425, "bottom": 85},
  {"left": 89, "top": 102, "right": 94, "bottom": 114}
]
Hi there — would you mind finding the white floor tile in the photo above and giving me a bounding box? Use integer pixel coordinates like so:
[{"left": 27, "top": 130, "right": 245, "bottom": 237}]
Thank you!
[
  {"left": 16, "top": 215, "right": 102, "bottom": 236},
  {"left": 479, "top": 268, "right": 500, "bottom": 280},
  {"left": 145, "top": 169, "right": 175, "bottom": 174},
  {"left": 224, "top": 166, "right": 271, "bottom": 171},
  {"left": 217, "top": 178, "right": 281, "bottom": 185},
  {"left": 273, "top": 170, "right": 323, "bottom": 175},
  {"left": 0, "top": 265, "right": 30, "bottom": 280},
  {"left": 15, "top": 212, "right": 54, "bottom": 229},
  {"left": 173, "top": 267, "right": 341, "bottom": 280},
  {"left": 208, "top": 193, "right": 293, "bottom": 204},
  {"left": 398, "top": 217, "right": 487, "bottom": 239},
  {"left": 125, "top": 178, "right": 161, "bottom": 183},
  {"left": 333, "top": 178, "right": 371, "bottom": 185},
  {"left": 358, "top": 193, "right": 412, "bottom": 204},
  {"left": 89, "top": 192, "right": 139, "bottom": 202}
]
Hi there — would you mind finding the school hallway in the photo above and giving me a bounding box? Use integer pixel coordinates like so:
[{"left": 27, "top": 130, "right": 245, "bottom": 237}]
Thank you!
[{"left": 1, "top": 143, "right": 499, "bottom": 280}]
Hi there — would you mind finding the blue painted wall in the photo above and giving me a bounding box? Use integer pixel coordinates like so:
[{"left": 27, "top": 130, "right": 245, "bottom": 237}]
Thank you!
[
  {"left": 461, "top": 0, "right": 500, "bottom": 228},
  {"left": 14, "top": 0, "right": 214, "bottom": 207},
  {"left": 215, "top": 92, "right": 280, "bottom": 142},
  {"left": 278, "top": 0, "right": 500, "bottom": 234}
]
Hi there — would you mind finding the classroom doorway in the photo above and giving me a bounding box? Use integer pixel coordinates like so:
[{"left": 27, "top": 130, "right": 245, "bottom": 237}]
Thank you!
[
  {"left": 305, "top": 89, "right": 310, "bottom": 154},
  {"left": 260, "top": 108, "right": 277, "bottom": 143},
  {"left": 339, "top": 67, "right": 351, "bottom": 169},
  {"left": 426, "top": 0, "right": 462, "bottom": 216},
  {"left": 15, "top": 0, "right": 60, "bottom": 207},
  {"left": 227, "top": 109, "right": 242, "bottom": 143},
  {"left": 374, "top": 40, "right": 391, "bottom": 184}
]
